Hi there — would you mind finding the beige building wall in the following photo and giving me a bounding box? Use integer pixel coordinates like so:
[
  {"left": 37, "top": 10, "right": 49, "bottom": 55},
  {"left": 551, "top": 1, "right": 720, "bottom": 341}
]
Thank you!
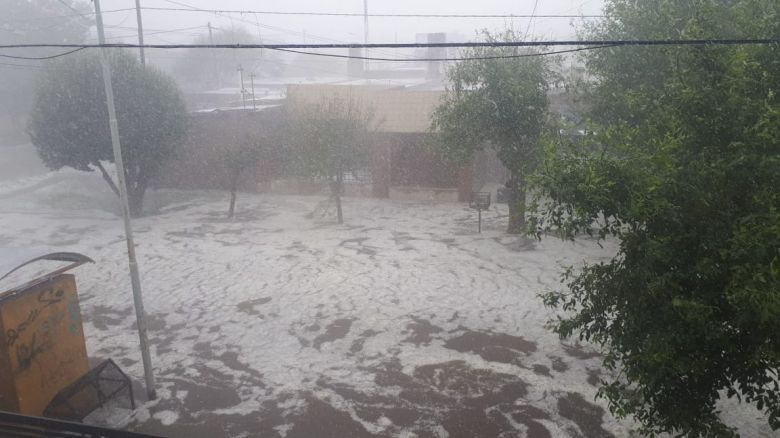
[{"left": 286, "top": 84, "right": 443, "bottom": 133}]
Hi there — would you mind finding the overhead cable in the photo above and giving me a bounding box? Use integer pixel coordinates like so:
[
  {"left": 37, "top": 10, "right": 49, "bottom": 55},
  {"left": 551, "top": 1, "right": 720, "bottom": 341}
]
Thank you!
[
  {"left": 137, "top": 6, "right": 604, "bottom": 19},
  {"left": 0, "top": 47, "right": 86, "bottom": 60},
  {"left": 7, "top": 6, "right": 603, "bottom": 20},
  {"left": 1, "top": 39, "right": 778, "bottom": 62},
  {"left": 523, "top": 0, "right": 540, "bottom": 42},
  {"left": 272, "top": 45, "right": 616, "bottom": 62},
  {"left": 1, "top": 39, "right": 777, "bottom": 50}
]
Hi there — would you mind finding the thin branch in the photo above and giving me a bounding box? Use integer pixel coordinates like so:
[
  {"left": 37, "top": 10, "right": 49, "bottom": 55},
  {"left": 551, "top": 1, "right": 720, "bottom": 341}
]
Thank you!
[{"left": 95, "top": 161, "right": 120, "bottom": 197}]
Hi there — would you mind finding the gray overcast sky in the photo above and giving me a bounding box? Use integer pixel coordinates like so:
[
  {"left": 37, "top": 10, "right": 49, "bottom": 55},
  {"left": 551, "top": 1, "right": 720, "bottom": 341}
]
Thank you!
[{"left": 100, "top": 0, "right": 605, "bottom": 45}]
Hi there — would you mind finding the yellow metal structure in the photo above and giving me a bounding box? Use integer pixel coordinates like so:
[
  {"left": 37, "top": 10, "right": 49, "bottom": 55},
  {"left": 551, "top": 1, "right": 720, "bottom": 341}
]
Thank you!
[{"left": 0, "top": 273, "right": 90, "bottom": 416}]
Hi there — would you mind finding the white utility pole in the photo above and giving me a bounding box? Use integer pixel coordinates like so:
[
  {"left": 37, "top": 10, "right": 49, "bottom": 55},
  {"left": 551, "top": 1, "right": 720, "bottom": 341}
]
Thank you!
[
  {"left": 207, "top": 22, "right": 222, "bottom": 89},
  {"left": 93, "top": 0, "right": 156, "bottom": 401},
  {"left": 249, "top": 72, "right": 256, "bottom": 111},
  {"left": 238, "top": 64, "right": 246, "bottom": 110},
  {"left": 134, "top": 0, "right": 145, "bottom": 65}
]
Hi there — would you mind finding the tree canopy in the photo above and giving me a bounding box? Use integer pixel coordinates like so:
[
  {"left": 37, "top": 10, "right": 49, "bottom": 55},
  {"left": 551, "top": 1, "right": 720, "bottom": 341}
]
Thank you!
[
  {"left": 223, "top": 133, "right": 281, "bottom": 219},
  {"left": 28, "top": 50, "right": 188, "bottom": 216},
  {"left": 531, "top": 0, "right": 780, "bottom": 435},
  {"left": 289, "top": 97, "right": 373, "bottom": 224},
  {"left": 431, "top": 29, "right": 552, "bottom": 233}
]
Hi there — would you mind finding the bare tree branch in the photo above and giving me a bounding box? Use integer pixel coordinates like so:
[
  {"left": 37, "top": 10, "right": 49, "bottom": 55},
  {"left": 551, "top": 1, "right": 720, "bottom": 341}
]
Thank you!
[{"left": 95, "top": 161, "right": 120, "bottom": 197}]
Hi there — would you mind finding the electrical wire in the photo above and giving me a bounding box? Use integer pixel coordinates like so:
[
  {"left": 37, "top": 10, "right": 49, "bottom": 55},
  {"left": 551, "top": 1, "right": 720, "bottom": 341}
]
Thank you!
[
  {"left": 1, "top": 38, "right": 778, "bottom": 63},
  {"left": 1, "top": 39, "right": 778, "bottom": 50},
  {"left": 272, "top": 45, "right": 616, "bottom": 62},
  {"left": 0, "top": 47, "right": 86, "bottom": 60},
  {"left": 165, "top": 0, "right": 409, "bottom": 61},
  {"left": 138, "top": 6, "right": 604, "bottom": 19},
  {"left": 104, "top": 25, "right": 208, "bottom": 40},
  {"left": 523, "top": 0, "right": 540, "bottom": 42},
  {"left": 55, "top": 0, "right": 87, "bottom": 17},
  {"left": 148, "top": 0, "right": 594, "bottom": 61},
  {"left": 3, "top": 8, "right": 135, "bottom": 22},
  {"left": 6, "top": 5, "right": 602, "bottom": 20}
]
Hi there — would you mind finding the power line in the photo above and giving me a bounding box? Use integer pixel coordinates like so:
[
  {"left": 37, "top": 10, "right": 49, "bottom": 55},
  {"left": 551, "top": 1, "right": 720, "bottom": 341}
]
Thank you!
[
  {"left": 137, "top": 6, "right": 605, "bottom": 19},
  {"left": 104, "top": 24, "right": 208, "bottom": 40},
  {"left": 171, "top": 0, "right": 405, "bottom": 59},
  {"left": 164, "top": 0, "right": 413, "bottom": 60},
  {"left": 2, "top": 39, "right": 778, "bottom": 51},
  {"left": 139, "top": 0, "right": 599, "bottom": 63},
  {"left": 55, "top": 0, "right": 88, "bottom": 17},
  {"left": 7, "top": 5, "right": 603, "bottom": 20},
  {"left": 273, "top": 45, "right": 616, "bottom": 62},
  {"left": 523, "top": 0, "right": 540, "bottom": 42},
  {"left": 0, "top": 8, "right": 135, "bottom": 22},
  {"left": 109, "top": 24, "right": 205, "bottom": 34},
  {"left": 1, "top": 39, "right": 777, "bottom": 63},
  {"left": 0, "top": 47, "right": 86, "bottom": 60}
]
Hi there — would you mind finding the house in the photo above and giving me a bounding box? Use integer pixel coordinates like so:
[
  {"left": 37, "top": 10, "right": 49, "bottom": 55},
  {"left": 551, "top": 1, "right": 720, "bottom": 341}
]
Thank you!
[
  {"left": 156, "top": 82, "right": 478, "bottom": 203},
  {"left": 153, "top": 75, "right": 579, "bottom": 205},
  {"left": 285, "top": 84, "right": 472, "bottom": 202}
]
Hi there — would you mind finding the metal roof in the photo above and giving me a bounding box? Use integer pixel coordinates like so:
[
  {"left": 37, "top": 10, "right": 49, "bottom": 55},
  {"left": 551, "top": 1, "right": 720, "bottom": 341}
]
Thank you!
[{"left": 0, "top": 248, "right": 93, "bottom": 297}]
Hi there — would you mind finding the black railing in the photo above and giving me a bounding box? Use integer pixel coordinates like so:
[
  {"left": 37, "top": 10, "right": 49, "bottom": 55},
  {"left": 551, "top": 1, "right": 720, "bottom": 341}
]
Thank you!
[
  {"left": 44, "top": 359, "right": 135, "bottom": 422},
  {"left": 0, "top": 410, "right": 162, "bottom": 438}
]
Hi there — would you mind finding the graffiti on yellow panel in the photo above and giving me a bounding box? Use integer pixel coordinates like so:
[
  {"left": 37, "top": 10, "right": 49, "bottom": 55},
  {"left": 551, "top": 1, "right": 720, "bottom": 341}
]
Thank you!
[{"left": 0, "top": 275, "right": 89, "bottom": 415}]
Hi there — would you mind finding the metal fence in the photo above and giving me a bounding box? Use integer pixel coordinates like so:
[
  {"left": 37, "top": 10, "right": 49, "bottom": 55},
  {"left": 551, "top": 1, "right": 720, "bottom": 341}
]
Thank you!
[{"left": 0, "top": 410, "right": 162, "bottom": 438}]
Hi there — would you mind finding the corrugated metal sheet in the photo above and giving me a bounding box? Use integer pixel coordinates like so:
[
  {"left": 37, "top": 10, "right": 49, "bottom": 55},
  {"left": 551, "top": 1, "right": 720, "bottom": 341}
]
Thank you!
[{"left": 0, "top": 250, "right": 93, "bottom": 297}]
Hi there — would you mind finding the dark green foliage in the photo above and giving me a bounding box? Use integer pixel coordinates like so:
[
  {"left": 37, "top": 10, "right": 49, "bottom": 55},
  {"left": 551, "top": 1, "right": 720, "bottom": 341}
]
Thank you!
[
  {"left": 531, "top": 0, "right": 780, "bottom": 435},
  {"left": 431, "top": 29, "right": 552, "bottom": 233},
  {"left": 28, "top": 50, "right": 188, "bottom": 216}
]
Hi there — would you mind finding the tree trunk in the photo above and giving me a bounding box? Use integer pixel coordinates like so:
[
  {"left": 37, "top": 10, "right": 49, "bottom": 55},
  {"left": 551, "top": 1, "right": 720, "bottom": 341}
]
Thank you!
[
  {"left": 128, "top": 178, "right": 147, "bottom": 218},
  {"left": 125, "top": 167, "right": 149, "bottom": 217},
  {"left": 332, "top": 175, "right": 344, "bottom": 224},
  {"left": 506, "top": 176, "right": 527, "bottom": 234},
  {"left": 227, "top": 173, "right": 238, "bottom": 219}
]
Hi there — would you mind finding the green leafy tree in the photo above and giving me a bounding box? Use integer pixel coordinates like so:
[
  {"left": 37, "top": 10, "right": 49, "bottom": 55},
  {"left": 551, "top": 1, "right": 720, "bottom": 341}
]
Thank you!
[
  {"left": 289, "top": 97, "right": 373, "bottom": 224},
  {"left": 431, "top": 29, "right": 552, "bottom": 234},
  {"left": 29, "top": 50, "right": 188, "bottom": 217},
  {"left": 531, "top": 0, "right": 780, "bottom": 435},
  {"left": 223, "top": 134, "right": 282, "bottom": 219},
  {"left": 0, "top": 0, "right": 91, "bottom": 142}
]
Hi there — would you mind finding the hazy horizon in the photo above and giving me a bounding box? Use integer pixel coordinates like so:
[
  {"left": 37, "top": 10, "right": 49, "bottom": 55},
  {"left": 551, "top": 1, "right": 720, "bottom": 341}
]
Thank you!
[{"left": 97, "top": 0, "right": 604, "bottom": 45}]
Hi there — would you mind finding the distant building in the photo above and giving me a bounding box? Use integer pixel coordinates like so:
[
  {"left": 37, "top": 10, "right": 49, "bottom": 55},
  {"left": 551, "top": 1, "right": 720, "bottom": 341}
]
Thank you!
[
  {"left": 153, "top": 105, "right": 285, "bottom": 192},
  {"left": 156, "top": 81, "right": 475, "bottom": 202},
  {"left": 286, "top": 84, "right": 470, "bottom": 202},
  {"left": 157, "top": 69, "right": 582, "bottom": 204}
]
